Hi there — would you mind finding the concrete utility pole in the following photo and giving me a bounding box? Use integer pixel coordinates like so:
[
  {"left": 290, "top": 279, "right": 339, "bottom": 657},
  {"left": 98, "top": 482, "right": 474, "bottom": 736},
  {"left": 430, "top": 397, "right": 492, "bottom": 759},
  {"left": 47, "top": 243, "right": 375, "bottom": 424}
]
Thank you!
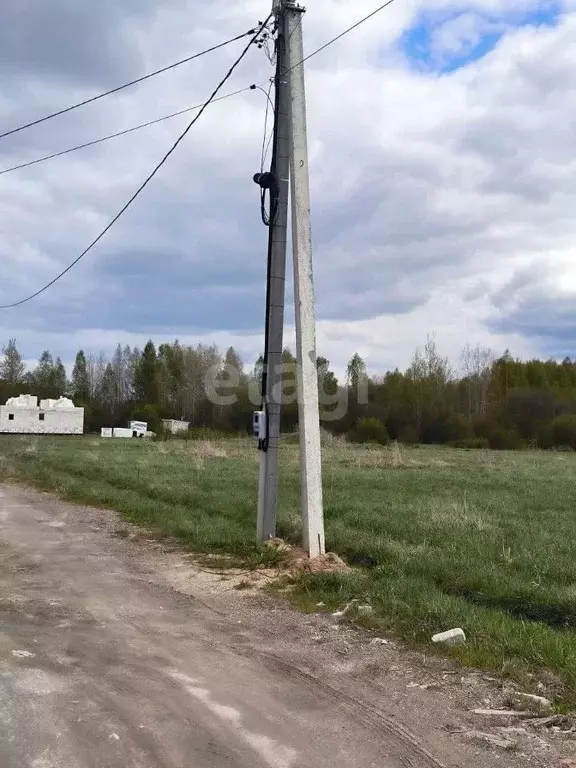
[
  {"left": 256, "top": 8, "right": 291, "bottom": 543},
  {"left": 285, "top": 2, "right": 325, "bottom": 557}
]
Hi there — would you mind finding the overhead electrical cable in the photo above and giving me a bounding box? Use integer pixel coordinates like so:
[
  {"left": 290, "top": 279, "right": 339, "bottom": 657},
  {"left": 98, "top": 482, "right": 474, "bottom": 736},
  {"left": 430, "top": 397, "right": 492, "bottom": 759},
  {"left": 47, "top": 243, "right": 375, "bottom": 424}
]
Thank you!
[
  {"left": 0, "top": 29, "right": 259, "bottom": 141},
  {"left": 0, "top": 0, "right": 401, "bottom": 308},
  {"left": 298, "top": 0, "right": 399, "bottom": 66},
  {"left": 0, "top": 17, "right": 272, "bottom": 309},
  {"left": 257, "top": 82, "right": 275, "bottom": 173},
  {"left": 1, "top": 0, "right": 400, "bottom": 176},
  {"left": 0, "top": 86, "right": 254, "bottom": 176}
]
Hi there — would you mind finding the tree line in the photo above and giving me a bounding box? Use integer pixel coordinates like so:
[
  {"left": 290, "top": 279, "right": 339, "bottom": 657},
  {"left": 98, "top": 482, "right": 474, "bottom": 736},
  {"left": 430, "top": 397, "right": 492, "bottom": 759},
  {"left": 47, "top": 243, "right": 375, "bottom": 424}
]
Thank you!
[{"left": 2, "top": 336, "right": 576, "bottom": 449}]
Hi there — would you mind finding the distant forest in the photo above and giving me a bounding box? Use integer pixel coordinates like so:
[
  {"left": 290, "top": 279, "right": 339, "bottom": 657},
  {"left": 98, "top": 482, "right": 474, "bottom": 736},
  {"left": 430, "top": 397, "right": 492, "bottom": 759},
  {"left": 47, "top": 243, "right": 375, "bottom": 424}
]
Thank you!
[{"left": 2, "top": 336, "right": 576, "bottom": 450}]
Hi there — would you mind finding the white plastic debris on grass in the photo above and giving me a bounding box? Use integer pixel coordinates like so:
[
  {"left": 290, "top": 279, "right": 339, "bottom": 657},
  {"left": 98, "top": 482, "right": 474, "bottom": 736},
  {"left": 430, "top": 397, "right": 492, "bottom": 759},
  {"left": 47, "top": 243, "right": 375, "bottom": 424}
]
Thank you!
[{"left": 432, "top": 628, "right": 466, "bottom": 646}]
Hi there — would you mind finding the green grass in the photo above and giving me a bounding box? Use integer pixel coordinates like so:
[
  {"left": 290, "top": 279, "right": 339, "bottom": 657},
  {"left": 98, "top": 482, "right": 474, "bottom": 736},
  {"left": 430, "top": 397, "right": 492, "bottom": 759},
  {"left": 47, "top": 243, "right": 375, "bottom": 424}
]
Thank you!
[{"left": 2, "top": 435, "right": 576, "bottom": 705}]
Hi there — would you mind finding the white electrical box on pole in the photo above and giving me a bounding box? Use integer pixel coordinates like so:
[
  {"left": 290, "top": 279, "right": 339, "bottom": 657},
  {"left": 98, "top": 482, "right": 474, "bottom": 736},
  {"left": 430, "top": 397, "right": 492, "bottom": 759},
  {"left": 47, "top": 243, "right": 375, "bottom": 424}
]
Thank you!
[
  {"left": 255, "top": 6, "right": 291, "bottom": 543},
  {"left": 284, "top": 1, "right": 326, "bottom": 558}
]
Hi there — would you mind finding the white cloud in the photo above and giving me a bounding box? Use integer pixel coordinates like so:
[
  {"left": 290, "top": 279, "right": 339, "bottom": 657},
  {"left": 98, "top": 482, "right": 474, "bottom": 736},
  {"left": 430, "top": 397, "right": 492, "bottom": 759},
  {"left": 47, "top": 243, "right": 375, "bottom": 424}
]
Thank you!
[
  {"left": 427, "top": 13, "right": 502, "bottom": 64},
  {"left": 0, "top": 0, "right": 574, "bottom": 376}
]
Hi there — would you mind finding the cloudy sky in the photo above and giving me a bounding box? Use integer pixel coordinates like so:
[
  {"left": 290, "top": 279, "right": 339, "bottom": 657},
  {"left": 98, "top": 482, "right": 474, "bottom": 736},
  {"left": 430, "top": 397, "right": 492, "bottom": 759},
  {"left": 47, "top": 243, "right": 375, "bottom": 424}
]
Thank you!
[{"left": 0, "top": 0, "right": 574, "bottom": 376}]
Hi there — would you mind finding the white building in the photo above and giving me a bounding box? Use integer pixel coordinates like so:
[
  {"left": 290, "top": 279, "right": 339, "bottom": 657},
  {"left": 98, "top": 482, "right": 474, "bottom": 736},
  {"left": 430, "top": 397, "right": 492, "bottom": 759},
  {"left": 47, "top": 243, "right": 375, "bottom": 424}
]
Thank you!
[
  {"left": 0, "top": 395, "right": 84, "bottom": 435},
  {"left": 162, "top": 419, "right": 190, "bottom": 435}
]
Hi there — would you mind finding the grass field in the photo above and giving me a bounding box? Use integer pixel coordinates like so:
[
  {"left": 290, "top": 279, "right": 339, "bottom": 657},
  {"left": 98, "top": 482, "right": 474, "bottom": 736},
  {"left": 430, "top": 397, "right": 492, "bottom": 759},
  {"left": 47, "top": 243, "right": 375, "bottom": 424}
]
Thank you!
[{"left": 2, "top": 435, "right": 576, "bottom": 706}]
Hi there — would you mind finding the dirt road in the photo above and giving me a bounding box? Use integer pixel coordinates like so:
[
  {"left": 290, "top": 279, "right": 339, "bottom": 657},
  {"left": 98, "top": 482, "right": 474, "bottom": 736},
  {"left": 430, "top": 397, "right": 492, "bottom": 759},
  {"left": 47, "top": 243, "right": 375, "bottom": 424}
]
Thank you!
[{"left": 0, "top": 485, "right": 562, "bottom": 767}]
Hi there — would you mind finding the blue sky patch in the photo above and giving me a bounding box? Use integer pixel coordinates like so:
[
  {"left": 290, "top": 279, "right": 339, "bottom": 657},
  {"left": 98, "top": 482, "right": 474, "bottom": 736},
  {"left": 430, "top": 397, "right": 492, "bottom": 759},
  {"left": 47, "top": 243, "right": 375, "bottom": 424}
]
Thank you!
[{"left": 400, "top": 4, "right": 562, "bottom": 74}]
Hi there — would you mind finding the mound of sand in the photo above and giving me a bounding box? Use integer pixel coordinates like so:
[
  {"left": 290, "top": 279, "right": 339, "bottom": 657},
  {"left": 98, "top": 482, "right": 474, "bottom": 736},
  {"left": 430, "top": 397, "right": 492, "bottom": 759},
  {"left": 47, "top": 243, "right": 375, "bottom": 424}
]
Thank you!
[{"left": 264, "top": 539, "right": 349, "bottom": 574}]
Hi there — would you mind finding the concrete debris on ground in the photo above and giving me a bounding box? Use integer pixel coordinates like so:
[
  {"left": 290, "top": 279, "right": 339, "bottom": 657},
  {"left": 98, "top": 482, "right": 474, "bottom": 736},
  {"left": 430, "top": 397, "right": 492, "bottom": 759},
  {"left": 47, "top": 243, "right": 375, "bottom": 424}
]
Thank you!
[
  {"left": 472, "top": 709, "right": 532, "bottom": 721},
  {"left": 531, "top": 715, "right": 572, "bottom": 729},
  {"left": 331, "top": 600, "right": 374, "bottom": 620},
  {"left": 11, "top": 650, "right": 35, "bottom": 659},
  {"left": 332, "top": 599, "right": 359, "bottom": 618},
  {"left": 408, "top": 682, "right": 442, "bottom": 691},
  {"left": 463, "top": 730, "right": 517, "bottom": 750},
  {"left": 432, "top": 628, "right": 466, "bottom": 646},
  {"left": 508, "top": 691, "right": 553, "bottom": 714},
  {"left": 370, "top": 638, "right": 390, "bottom": 646}
]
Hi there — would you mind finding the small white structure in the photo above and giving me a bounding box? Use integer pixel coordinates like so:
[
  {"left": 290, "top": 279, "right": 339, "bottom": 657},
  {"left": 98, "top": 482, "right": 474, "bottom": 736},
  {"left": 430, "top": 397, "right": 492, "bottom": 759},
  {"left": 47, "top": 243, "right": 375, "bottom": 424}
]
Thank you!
[
  {"left": 101, "top": 421, "right": 148, "bottom": 439},
  {"left": 162, "top": 419, "right": 189, "bottom": 435},
  {"left": 0, "top": 395, "right": 84, "bottom": 435},
  {"left": 112, "top": 428, "right": 135, "bottom": 439}
]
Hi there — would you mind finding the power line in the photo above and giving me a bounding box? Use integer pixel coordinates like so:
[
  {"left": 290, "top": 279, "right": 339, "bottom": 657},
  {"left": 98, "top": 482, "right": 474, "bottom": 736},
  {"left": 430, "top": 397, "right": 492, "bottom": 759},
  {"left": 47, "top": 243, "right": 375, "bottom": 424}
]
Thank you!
[
  {"left": 0, "top": 29, "right": 258, "bottom": 141},
  {"left": 1, "top": 1, "right": 400, "bottom": 176},
  {"left": 255, "top": 78, "right": 278, "bottom": 227},
  {"left": 0, "top": 17, "right": 272, "bottom": 310},
  {"left": 0, "top": 1, "right": 400, "bottom": 307},
  {"left": 300, "top": 0, "right": 400, "bottom": 66},
  {"left": 257, "top": 83, "right": 275, "bottom": 173},
  {"left": 0, "top": 86, "right": 255, "bottom": 176}
]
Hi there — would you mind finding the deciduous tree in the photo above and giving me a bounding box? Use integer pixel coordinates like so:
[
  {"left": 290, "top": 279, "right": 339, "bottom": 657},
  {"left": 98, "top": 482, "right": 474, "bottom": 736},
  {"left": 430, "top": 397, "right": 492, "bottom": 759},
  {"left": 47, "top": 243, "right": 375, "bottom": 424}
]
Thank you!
[{"left": 0, "top": 338, "right": 25, "bottom": 385}]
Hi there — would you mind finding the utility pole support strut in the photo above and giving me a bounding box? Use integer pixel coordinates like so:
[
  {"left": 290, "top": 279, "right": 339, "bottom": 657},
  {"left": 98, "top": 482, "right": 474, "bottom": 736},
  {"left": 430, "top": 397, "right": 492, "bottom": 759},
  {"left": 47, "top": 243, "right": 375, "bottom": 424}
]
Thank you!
[{"left": 285, "top": 2, "right": 325, "bottom": 558}]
